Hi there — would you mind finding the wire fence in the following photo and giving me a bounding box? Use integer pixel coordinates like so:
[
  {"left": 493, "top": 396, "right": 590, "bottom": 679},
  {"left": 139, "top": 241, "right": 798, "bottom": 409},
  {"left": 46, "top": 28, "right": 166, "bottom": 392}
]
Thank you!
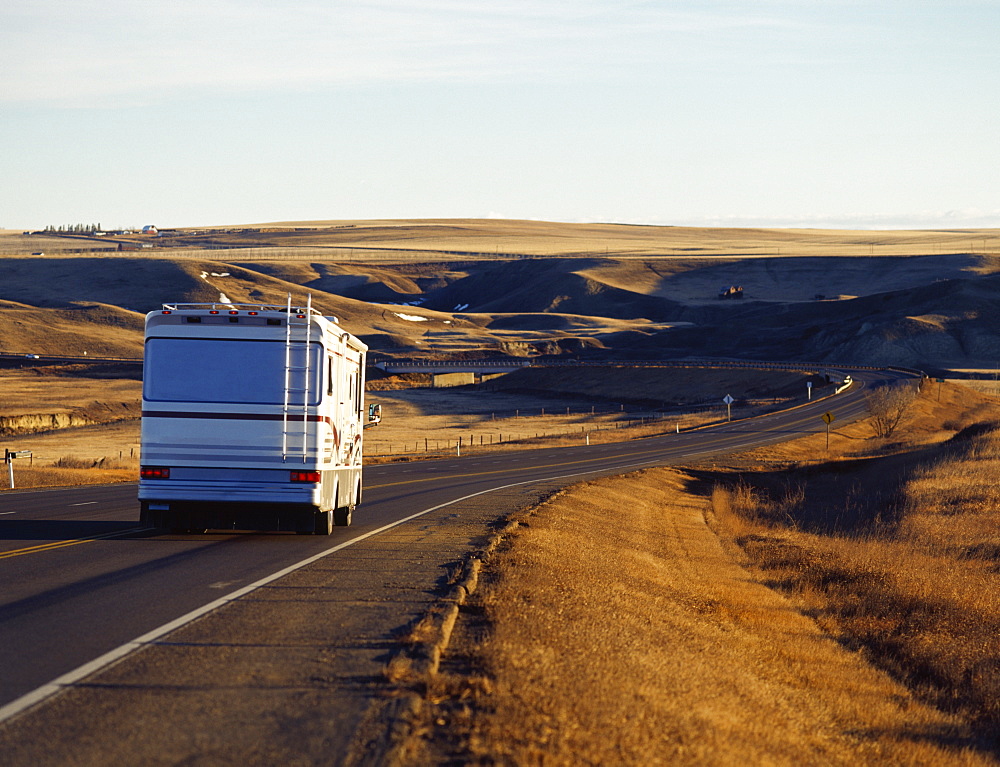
[{"left": 363, "top": 398, "right": 791, "bottom": 458}]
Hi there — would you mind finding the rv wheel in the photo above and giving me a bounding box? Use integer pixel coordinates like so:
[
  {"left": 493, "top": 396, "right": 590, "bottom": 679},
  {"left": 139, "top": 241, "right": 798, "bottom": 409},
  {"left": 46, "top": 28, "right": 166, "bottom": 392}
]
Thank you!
[
  {"left": 334, "top": 504, "right": 353, "bottom": 527},
  {"left": 317, "top": 510, "right": 334, "bottom": 535}
]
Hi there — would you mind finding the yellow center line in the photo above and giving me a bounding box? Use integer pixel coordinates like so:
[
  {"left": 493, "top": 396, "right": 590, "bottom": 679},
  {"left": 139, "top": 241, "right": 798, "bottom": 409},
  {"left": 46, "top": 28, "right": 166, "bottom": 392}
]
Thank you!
[{"left": 0, "top": 528, "right": 145, "bottom": 561}]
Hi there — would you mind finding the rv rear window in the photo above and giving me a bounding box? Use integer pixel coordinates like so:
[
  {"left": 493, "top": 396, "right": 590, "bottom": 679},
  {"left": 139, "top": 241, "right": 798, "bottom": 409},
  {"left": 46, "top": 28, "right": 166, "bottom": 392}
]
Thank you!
[{"left": 143, "top": 338, "right": 321, "bottom": 405}]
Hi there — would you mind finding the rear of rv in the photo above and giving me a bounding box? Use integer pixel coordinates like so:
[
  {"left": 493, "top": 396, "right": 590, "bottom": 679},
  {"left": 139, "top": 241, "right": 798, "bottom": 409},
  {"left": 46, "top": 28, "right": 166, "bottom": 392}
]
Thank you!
[{"left": 138, "top": 301, "right": 368, "bottom": 534}]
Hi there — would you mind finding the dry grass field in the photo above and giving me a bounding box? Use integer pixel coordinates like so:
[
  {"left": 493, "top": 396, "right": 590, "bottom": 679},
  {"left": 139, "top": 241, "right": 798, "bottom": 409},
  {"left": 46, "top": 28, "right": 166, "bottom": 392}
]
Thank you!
[
  {"left": 3, "top": 220, "right": 1000, "bottom": 370},
  {"left": 0, "top": 363, "right": 141, "bottom": 488},
  {"left": 395, "top": 381, "right": 1000, "bottom": 764},
  {"left": 7, "top": 220, "right": 1000, "bottom": 260},
  {"left": 704, "top": 410, "right": 1000, "bottom": 741}
]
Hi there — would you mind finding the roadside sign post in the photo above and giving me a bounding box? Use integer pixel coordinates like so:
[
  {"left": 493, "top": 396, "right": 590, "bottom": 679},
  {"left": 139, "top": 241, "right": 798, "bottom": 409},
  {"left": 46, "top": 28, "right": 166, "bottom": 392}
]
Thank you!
[
  {"left": 821, "top": 412, "right": 835, "bottom": 450},
  {"left": 807, "top": 381, "right": 813, "bottom": 401},
  {"left": 4, "top": 449, "right": 32, "bottom": 490},
  {"left": 723, "top": 394, "right": 735, "bottom": 422}
]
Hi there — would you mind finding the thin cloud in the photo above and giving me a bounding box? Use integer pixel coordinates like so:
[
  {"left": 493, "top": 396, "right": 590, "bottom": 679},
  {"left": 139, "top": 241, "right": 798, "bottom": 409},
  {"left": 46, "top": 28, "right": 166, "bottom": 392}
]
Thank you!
[{"left": 2, "top": 1, "right": 805, "bottom": 104}]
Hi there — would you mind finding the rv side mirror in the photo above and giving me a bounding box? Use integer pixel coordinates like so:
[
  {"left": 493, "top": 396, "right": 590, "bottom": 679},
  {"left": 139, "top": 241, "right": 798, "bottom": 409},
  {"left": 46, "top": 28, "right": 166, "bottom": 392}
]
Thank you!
[{"left": 367, "top": 403, "right": 382, "bottom": 425}]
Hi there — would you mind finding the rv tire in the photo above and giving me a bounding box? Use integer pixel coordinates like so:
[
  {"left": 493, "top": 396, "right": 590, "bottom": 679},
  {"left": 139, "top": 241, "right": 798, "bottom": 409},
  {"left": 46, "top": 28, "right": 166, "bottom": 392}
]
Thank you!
[
  {"left": 334, "top": 504, "right": 353, "bottom": 527},
  {"left": 316, "top": 510, "right": 334, "bottom": 535}
]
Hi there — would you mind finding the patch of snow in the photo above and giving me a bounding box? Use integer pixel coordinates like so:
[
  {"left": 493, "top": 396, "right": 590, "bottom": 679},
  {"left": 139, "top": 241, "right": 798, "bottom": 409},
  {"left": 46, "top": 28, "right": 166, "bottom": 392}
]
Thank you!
[
  {"left": 394, "top": 312, "right": 429, "bottom": 322},
  {"left": 210, "top": 272, "right": 230, "bottom": 277},
  {"left": 219, "top": 293, "right": 233, "bottom": 304}
]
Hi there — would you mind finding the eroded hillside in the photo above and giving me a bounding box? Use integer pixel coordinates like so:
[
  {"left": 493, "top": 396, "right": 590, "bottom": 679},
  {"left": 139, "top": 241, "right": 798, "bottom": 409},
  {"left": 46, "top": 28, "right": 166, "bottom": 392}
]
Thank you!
[{"left": 2, "top": 221, "right": 999, "bottom": 371}]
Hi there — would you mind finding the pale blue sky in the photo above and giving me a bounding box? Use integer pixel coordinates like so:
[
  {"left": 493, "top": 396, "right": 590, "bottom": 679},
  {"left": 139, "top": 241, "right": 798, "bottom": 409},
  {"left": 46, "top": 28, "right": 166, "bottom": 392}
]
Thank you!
[{"left": 3, "top": 1, "right": 998, "bottom": 230}]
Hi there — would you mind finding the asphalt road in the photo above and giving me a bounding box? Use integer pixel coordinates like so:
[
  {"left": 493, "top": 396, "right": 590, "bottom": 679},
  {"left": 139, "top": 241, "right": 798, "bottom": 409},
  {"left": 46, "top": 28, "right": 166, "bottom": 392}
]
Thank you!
[{"left": 0, "top": 369, "right": 902, "bottom": 730}]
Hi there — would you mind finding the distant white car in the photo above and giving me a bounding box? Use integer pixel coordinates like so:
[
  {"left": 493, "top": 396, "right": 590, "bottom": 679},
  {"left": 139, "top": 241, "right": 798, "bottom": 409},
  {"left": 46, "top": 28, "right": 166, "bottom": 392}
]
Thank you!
[{"left": 24, "top": 354, "right": 39, "bottom": 359}]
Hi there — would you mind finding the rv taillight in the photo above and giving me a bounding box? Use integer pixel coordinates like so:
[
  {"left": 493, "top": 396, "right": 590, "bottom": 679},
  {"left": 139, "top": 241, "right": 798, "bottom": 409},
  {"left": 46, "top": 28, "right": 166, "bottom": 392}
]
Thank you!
[
  {"left": 161, "top": 310, "right": 172, "bottom": 314},
  {"left": 290, "top": 471, "right": 321, "bottom": 483},
  {"left": 296, "top": 314, "right": 306, "bottom": 318},
  {"left": 228, "top": 310, "right": 239, "bottom": 315},
  {"left": 248, "top": 311, "right": 258, "bottom": 315},
  {"left": 209, "top": 310, "right": 219, "bottom": 314},
  {"left": 140, "top": 467, "right": 170, "bottom": 479}
]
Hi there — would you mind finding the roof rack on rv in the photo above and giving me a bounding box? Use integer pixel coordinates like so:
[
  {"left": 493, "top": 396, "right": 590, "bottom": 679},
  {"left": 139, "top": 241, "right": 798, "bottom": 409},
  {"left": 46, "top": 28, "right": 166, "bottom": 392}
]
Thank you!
[{"left": 159, "top": 301, "right": 332, "bottom": 319}]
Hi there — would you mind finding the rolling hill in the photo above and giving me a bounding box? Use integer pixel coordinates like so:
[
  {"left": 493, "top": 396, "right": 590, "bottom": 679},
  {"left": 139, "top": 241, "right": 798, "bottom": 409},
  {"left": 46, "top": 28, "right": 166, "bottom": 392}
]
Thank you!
[{"left": 2, "top": 220, "right": 999, "bottom": 372}]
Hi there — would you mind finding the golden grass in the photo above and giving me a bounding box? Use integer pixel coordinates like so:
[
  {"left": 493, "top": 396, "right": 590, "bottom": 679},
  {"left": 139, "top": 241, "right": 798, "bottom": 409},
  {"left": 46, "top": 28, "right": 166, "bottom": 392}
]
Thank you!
[
  {"left": 395, "top": 380, "right": 1000, "bottom": 763},
  {"left": 412, "top": 470, "right": 991, "bottom": 765},
  {"left": 6, "top": 220, "right": 1000, "bottom": 262},
  {"left": 0, "top": 368, "right": 141, "bottom": 419},
  {"left": 6, "top": 461, "right": 137, "bottom": 489},
  {"left": 706, "top": 411, "right": 1000, "bottom": 735}
]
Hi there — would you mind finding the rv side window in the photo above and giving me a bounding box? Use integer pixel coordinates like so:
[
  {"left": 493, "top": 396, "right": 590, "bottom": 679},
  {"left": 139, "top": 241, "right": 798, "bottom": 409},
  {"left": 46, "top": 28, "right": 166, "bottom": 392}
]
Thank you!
[{"left": 328, "top": 356, "right": 334, "bottom": 396}]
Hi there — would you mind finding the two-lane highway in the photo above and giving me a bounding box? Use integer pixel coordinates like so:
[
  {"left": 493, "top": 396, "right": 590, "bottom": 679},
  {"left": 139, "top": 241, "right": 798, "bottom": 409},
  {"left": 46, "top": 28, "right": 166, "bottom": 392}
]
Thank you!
[{"left": 0, "top": 368, "right": 904, "bottom": 724}]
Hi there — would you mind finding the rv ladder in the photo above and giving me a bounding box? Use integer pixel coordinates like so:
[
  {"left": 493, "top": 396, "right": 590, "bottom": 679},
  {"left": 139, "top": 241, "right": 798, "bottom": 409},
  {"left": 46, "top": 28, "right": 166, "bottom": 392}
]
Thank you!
[{"left": 281, "top": 294, "right": 314, "bottom": 462}]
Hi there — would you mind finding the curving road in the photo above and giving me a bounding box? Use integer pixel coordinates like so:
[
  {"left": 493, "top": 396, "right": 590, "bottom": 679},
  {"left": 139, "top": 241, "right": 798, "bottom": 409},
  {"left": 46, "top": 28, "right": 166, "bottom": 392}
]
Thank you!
[{"left": 0, "top": 368, "right": 908, "bottom": 737}]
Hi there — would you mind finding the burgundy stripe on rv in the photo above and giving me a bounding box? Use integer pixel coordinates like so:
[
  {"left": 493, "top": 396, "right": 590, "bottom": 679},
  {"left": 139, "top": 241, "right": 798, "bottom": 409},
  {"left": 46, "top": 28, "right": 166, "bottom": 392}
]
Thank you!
[{"left": 142, "top": 410, "right": 338, "bottom": 426}]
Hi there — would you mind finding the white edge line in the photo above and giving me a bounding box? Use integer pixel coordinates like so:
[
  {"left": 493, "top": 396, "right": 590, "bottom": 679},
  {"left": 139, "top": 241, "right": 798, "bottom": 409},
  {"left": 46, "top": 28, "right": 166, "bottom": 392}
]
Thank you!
[{"left": 0, "top": 455, "right": 665, "bottom": 726}]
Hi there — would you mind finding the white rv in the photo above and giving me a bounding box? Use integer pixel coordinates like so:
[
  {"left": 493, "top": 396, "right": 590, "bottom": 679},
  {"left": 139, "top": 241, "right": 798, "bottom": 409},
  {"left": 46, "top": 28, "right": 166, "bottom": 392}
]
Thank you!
[{"left": 138, "top": 298, "right": 379, "bottom": 534}]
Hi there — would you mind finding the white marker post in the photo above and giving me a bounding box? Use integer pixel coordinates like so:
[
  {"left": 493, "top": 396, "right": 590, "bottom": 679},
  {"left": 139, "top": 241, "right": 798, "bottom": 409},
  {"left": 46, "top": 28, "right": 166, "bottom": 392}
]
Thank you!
[
  {"left": 807, "top": 381, "right": 813, "bottom": 400},
  {"left": 723, "top": 394, "right": 735, "bottom": 422},
  {"left": 4, "top": 449, "right": 32, "bottom": 490}
]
